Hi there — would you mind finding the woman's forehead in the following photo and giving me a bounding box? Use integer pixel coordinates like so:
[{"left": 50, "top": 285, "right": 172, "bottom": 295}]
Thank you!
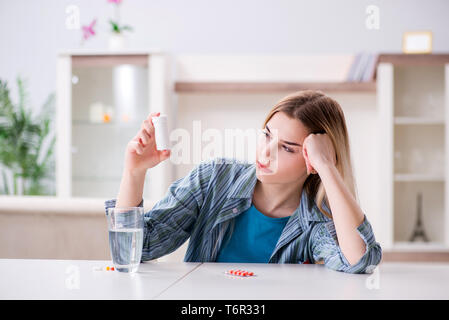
[{"left": 266, "top": 112, "right": 309, "bottom": 144}]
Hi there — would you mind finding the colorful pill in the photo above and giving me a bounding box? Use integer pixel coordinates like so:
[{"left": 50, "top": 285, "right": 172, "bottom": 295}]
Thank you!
[
  {"left": 106, "top": 266, "right": 110, "bottom": 271},
  {"left": 226, "top": 269, "right": 255, "bottom": 277}
]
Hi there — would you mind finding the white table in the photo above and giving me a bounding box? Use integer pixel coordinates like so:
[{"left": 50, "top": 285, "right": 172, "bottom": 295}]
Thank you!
[
  {"left": 0, "top": 259, "right": 200, "bottom": 299},
  {"left": 158, "top": 262, "right": 449, "bottom": 300},
  {"left": 1, "top": 259, "right": 449, "bottom": 299}
]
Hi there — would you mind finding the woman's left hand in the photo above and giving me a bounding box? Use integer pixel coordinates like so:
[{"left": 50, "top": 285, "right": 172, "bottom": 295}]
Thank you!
[{"left": 302, "top": 133, "right": 337, "bottom": 175}]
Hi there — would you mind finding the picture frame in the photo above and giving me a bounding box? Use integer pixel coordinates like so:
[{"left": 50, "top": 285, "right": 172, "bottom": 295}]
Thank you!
[{"left": 402, "top": 31, "right": 433, "bottom": 54}]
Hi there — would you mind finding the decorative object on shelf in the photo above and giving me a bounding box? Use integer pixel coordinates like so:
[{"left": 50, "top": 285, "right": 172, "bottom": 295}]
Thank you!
[
  {"left": 346, "top": 52, "right": 379, "bottom": 82},
  {"left": 402, "top": 31, "right": 433, "bottom": 54},
  {"left": 0, "top": 78, "right": 56, "bottom": 195},
  {"left": 88, "top": 102, "right": 114, "bottom": 124},
  {"left": 89, "top": 102, "right": 104, "bottom": 123},
  {"left": 103, "top": 113, "right": 111, "bottom": 123},
  {"left": 107, "top": 0, "right": 133, "bottom": 50},
  {"left": 80, "top": 18, "right": 97, "bottom": 45},
  {"left": 78, "top": 1, "right": 133, "bottom": 49},
  {"left": 409, "top": 192, "right": 430, "bottom": 242}
]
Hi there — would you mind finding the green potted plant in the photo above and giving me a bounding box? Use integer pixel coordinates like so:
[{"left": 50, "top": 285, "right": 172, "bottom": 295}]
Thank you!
[{"left": 0, "top": 77, "right": 56, "bottom": 195}]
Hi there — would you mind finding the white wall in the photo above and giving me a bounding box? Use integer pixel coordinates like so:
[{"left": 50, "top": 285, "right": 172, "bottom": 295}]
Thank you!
[{"left": 1, "top": 0, "right": 449, "bottom": 109}]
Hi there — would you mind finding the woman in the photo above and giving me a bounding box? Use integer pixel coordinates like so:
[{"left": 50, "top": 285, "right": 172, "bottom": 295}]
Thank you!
[{"left": 105, "top": 90, "right": 382, "bottom": 274}]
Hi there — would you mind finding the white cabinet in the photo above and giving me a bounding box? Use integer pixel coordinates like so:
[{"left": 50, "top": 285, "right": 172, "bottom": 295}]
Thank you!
[
  {"left": 378, "top": 55, "right": 449, "bottom": 251},
  {"left": 56, "top": 50, "right": 174, "bottom": 200}
]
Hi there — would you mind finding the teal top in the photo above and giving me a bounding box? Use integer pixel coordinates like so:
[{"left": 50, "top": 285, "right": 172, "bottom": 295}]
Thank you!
[{"left": 216, "top": 203, "right": 290, "bottom": 263}]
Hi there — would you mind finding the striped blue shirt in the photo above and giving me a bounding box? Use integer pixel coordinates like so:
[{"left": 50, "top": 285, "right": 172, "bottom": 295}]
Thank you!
[{"left": 105, "top": 157, "right": 382, "bottom": 274}]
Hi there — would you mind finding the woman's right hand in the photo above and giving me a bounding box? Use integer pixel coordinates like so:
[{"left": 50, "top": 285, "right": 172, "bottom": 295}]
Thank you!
[{"left": 124, "top": 112, "right": 171, "bottom": 175}]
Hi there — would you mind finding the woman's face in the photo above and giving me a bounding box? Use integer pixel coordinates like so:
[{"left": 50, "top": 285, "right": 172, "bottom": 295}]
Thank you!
[{"left": 256, "top": 111, "right": 310, "bottom": 184}]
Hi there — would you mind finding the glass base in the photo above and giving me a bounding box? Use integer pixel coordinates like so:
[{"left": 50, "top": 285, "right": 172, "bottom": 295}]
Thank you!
[{"left": 114, "top": 263, "right": 140, "bottom": 273}]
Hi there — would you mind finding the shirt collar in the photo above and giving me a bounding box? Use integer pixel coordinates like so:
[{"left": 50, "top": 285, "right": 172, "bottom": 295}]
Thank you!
[
  {"left": 227, "top": 162, "right": 331, "bottom": 222},
  {"left": 226, "top": 162, "right": 258, "bottom": 199}
]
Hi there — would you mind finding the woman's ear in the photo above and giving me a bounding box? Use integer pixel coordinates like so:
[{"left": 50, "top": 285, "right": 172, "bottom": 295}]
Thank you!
[{"left": 302, "top": 142, "right": 315, "bottom": 175}]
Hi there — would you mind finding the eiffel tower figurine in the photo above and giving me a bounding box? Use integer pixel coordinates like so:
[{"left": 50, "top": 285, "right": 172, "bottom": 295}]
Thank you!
[{"left": 409, "top": 192, "right": 430, "bottom": 242}]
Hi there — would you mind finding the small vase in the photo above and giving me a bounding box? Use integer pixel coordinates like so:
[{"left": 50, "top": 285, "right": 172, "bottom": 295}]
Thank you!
[{"left": 108, "top": 33, "right": 126, "bottom": 50}]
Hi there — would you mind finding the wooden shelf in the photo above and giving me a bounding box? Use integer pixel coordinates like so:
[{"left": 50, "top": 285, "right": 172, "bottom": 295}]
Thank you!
[
  {"left": 394, "top": 174, "right": 445, "bottom": 182},
  {"left": 174, "top": 81, "right": 376, "bottom": 93},
  {"left": 394, "top": 117, "right": 445, "bottom": 125},
  {"left": 382, "top": 251, "right": 449, "bottom": 262},
  {"left": 72, "top": 54, "right": 149, "bottom": 67},
  {"left": 72, "top": 120, "right": 141, "bottom": 127},
  {"left": 378, "top": 53, "right": 449, "bottom": 66},
  {"left": 391, "top": 241, "right": 449, "bottom": 251},
  {"left": 73, "top": 176, "right": 122, "bottom": 182},
  {"left": 382, "top": 242, "right": 449, "bottom": 262},
  {"left": 175, "top": 54, "right": 449, "bottom": 93}
]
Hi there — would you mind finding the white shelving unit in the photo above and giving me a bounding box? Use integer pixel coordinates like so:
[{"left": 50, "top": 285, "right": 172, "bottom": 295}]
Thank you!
[
  {"left": 56, "top": 50, "right": 174, "bottom": 200},
  {"left": 378, "top": 55, "right": 449, "bottom": 251}
]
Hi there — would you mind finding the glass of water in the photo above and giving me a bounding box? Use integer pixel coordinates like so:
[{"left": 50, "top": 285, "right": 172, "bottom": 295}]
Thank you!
[{"left": 106, "top": 207, "right": 144, "bottom": 273}]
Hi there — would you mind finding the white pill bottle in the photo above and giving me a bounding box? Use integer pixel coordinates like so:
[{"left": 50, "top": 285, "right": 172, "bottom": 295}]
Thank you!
[{"left": 151, "top": 114, "right": 170, "bottom": 151}]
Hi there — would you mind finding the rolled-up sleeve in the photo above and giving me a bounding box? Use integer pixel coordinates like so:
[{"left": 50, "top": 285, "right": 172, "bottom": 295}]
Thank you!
[
  {"left": 309, "top": 214, "right": 382, "bottom": 274},
  {"left": 104, "top": 158, "right": 216, "bottom": 262}
]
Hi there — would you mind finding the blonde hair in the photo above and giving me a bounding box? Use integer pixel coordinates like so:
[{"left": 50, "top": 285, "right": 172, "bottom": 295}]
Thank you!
[{"left": 262, "top": 90, "right": 358, "bottom": 219}]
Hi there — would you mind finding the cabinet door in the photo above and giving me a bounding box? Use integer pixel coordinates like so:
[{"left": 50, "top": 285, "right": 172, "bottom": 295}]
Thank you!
[{"left": 71, "top": 56, "right": 149, "bottom": 198}]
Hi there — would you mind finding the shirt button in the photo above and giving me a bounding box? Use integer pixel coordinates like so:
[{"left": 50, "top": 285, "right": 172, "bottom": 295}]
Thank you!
[{"left": 233, "top": 208, "right": 238, "bottom": 213}]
